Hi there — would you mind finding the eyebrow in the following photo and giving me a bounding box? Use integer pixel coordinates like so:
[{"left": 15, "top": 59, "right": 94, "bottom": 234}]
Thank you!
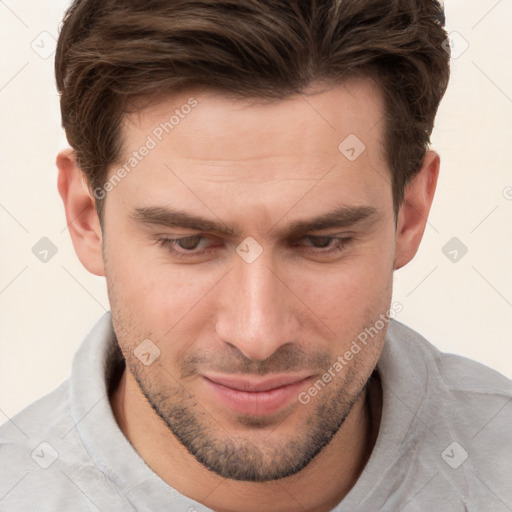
[{"left": 129, "top": 204, "right": 378, "bottom": 238}]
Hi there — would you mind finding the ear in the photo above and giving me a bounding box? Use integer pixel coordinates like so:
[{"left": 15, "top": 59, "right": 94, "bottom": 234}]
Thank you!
[
  {"left": 56, "top": 148, "right": 105, "bottom": 276},
  {"left": 394, "top": 150, "right": 440, "bottom": 270}
]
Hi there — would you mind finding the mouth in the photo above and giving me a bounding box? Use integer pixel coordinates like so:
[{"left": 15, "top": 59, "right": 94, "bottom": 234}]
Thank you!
[{"left": 202, "top": 374, "right": 314, "bottom": 416}]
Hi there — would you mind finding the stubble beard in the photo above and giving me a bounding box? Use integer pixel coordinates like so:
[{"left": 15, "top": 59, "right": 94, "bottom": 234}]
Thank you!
[{"left": 127, "top": 356, "right": 371, "bottom": 482}]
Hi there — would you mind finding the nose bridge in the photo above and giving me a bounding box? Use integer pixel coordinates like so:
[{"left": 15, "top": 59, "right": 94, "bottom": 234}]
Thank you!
[{"left": 216, "top": 250, "right": 292, "bottom": 361}]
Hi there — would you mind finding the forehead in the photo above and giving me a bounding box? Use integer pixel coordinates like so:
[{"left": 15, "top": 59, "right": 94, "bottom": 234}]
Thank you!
[
  {"left": 104, "top": 78, "right": 392, "bottom": 229},
  {"left": 120, "top": 77, "right": 386, "bottom": 171}
]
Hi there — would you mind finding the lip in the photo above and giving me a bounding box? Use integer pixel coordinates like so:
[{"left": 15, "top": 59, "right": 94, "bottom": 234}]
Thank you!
[{"left": 202, "top": 374, "right": 313, "bottom": 416}]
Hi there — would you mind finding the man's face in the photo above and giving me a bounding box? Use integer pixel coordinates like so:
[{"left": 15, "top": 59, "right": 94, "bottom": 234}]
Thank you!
[{"left": 102, "top": 78, "right": 396, "bottom": 481}]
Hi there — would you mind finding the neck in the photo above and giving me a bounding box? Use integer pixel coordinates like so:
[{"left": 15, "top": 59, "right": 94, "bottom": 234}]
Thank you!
[{"left": 110, "top": 366, "right": 381, "bottom": 512}]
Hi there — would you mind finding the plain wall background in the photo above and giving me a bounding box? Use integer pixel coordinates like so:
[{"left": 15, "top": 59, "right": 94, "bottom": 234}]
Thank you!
[{"left": 1, "top": 0, "right": 511, "bottom": 421}]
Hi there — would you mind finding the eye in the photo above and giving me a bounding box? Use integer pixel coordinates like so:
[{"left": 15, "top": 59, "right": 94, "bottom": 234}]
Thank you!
[
  {"left": 173, "top": 235, "right": 203, "bottom": 250},
  {"left": 292, "top": 235, "right": 352, "bottom": 255},
  {"left": 303, "top": 236, "right": 335, "bottom": 248},
  {"left": 157, "top": 235, "right": 213, "bottom": 256}
]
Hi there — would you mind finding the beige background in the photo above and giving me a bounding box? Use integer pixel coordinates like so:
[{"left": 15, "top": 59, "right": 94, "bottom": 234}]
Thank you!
[{"left": 1, "top": 0, "right": 511, "bottom": 420}]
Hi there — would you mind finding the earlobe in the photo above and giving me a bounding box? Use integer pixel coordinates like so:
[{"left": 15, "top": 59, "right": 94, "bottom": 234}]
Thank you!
[
  {"left": 394, "top": 150, "right": 440, "bottom": 270},
  {"left": 56, "top": 148, "right": 105, "bottom": 276}
]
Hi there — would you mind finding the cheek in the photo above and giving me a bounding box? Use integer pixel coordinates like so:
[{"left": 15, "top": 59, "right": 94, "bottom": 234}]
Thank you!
[
  {"left": 294, "top": 239, "right": 394, "bottom": 338},
  {"left": 301, "top": 269, "right": 391, "bottom": 331},
  {"left": 107, "top": 242, "right": 221, "bottom": 340},
  {"left": 308, "top": 242, "right": 393, "bottom": 301}
]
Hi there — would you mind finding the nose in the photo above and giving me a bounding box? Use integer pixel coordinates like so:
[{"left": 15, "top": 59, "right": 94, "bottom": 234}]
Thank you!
[{"left": 215, "top": 250, "right": 298, "bottom": 361}]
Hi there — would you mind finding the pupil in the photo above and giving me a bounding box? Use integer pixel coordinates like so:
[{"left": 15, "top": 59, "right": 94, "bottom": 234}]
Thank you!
[
  {"left": 312, "top": 236, "right": 331, "bottom": 248},
  {"left": 180, "top": 236, "right": 201, "bottom": 250}
]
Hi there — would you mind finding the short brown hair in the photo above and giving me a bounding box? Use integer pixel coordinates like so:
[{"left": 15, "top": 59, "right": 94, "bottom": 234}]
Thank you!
[{"left": 55, "top": 0, "right": 450, "bottom": 220}]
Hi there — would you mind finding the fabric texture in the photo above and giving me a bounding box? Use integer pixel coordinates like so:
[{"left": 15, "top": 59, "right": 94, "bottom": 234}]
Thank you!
[{"left": 1, "top": 312, "right": 511, "bottom": 511}]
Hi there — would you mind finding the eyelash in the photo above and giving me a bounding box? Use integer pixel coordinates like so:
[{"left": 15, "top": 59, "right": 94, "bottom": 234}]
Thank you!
[{"left": 156, "top": 235, "right": 352, "bottom": 259}]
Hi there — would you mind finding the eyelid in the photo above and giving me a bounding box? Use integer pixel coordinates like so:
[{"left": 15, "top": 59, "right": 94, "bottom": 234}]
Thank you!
[
  {"left": 153, "top": 227, "right": 355, "bottom": 239},
  {"left": 288, "top": 231, "right": 355, "bottom": 242},
  {"left": 156, "top": 232, "right": 353, "bottom": 245}
]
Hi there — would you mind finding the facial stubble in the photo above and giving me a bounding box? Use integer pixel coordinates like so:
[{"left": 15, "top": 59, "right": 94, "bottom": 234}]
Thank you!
[{"left": 124, "top": 348, "right": 374, "bottom": 482}]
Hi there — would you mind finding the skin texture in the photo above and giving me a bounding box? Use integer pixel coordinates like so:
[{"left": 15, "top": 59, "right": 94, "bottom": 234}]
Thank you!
[{"left": 57, "top": 77, "right": 439, "bottom": 512}]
